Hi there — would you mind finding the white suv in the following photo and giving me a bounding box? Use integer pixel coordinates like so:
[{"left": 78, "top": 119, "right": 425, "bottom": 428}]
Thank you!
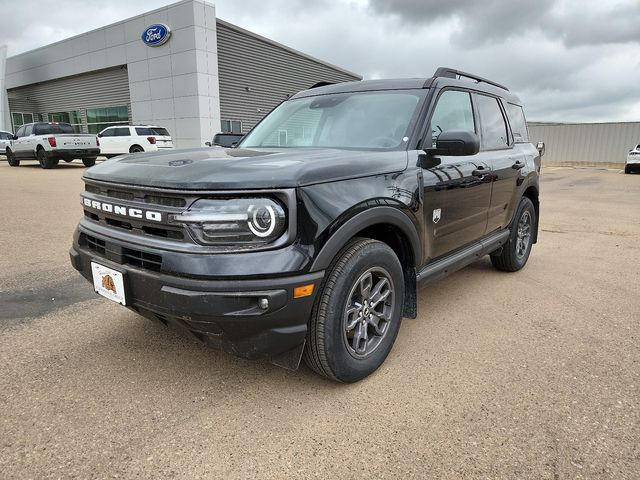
[
  {"left": 0, "top": 130, "right": 12, "bottom": 153},
  {"left": 625, "top": 144, "right": 640, "bottom": 174},
  {"left": 97, "top": 125, "right": 174, "bottom": 158}
]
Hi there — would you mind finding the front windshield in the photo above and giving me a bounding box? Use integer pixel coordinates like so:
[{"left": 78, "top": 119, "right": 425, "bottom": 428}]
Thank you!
[{"left": 239, "top": 89, "right": 425, "bottom": 150}]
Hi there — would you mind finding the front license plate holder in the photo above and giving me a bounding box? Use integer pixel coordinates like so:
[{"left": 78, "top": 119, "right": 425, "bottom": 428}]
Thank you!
[{"left": 91, "top": 261, "right": 126, "bottom": 305}]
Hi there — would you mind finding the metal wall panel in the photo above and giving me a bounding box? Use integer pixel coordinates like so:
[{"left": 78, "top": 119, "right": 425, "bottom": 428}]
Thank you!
[
  {"left": 528, "top": 122, "right": 640, "bottom": 166},
  {"left": 7, "top": 66, "right": 130, "bottom": 119},
  {"left": 216, "top": 19, "right": 361, "bottom": 133}
]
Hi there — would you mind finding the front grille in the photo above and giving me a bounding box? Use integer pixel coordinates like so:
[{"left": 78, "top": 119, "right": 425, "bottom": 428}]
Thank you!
[
  {"left": 144, "top": 195, "right": 186, "bottom": 207},
  {"left": 83, "top": 234, "right": 163, "bottom": 272},
  {"left": 86, "top": 235, "right": 106, "bottom": 255},
  {"left": 83, "top": 182, "right": 189, "bottom": 241},
  {"left": 123, "top": 248, "right": 162, "bottom": 271}
]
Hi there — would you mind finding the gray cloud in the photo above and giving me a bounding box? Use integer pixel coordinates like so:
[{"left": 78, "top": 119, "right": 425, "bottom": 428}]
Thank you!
[{"left": 1, "top": 0, "right": 639, "bottom": 122}]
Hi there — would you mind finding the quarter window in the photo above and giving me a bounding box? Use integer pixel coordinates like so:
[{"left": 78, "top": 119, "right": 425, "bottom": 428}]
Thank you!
[
  {"left": 475, "top": 94, "right": 510, "bottom": 149},
  {"left": 429, "top": 90, "right": 475, "bottom": 146},
  {"left": 506, "top": 103, "right": 529, "bottom": 142}
]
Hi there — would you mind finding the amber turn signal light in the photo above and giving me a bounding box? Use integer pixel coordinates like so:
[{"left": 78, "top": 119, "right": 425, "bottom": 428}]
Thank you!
[{"left": 293, "top": 284, "right": 315, "bottom": 298}]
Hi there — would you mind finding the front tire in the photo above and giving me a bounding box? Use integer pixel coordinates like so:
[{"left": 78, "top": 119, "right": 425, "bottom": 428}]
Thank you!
[
  {"left": 82, "top": 157, "right": 96, "bottom": 167},
  {"left": 625, "top": 165, "right": 631, "bottom": 174},
  {"left": 304, "top": 238, "right": 404, "bottom": 383},
  {"left": 491, "top": 196, "right": 536, "bottom": 272},
  {"left": 37, "top": 148, "right": 57, "bottom": 169},
  {"left": 6, "top": 149, "right": 19, "bottom": 166}
]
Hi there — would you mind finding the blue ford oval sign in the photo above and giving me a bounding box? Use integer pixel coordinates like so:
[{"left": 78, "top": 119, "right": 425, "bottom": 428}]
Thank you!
[{"left": 141, "top": 24, "right": 171, "bottom": 47}]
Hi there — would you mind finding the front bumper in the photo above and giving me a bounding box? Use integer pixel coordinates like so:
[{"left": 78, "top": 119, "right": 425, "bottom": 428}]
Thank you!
[{"left": 70, "top": 229, "right": 324, "bottom": 368}]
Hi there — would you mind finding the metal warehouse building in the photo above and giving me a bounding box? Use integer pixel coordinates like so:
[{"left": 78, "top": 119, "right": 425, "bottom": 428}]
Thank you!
[
  {"left": 0, "top": 0, "right": 360, "bottom": 148},
  {"left": 529, "top": 121, "right": 640, "bottom": 167}
]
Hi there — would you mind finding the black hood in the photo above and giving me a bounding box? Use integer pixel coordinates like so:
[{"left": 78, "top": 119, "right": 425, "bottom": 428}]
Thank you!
[{"left": 83, "top": 147, "right": 409, "bottom": 190}]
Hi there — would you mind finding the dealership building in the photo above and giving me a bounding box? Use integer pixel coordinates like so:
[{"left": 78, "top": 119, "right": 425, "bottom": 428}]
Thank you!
[{"left": 0, "top": 0, "right": 360, "bottom": 147}]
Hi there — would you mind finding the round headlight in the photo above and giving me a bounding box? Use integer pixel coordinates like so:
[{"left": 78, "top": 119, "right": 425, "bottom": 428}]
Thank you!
[
  {"left": 248, "top": 204, "right": 277, "bottom": 237},
  {"left": 171, "top": 197, "right": 287, "bottom": 246}
]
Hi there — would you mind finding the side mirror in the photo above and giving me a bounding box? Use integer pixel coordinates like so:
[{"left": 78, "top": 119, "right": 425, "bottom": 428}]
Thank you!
[
  {"left": 427, "top": 130, "right": 480, "bottom": 157},
  {"left": 231, "top": 142, "right": 238, "bottom": 148},
  {"left": 97, "top": 133, "right": 103, "bottom": 138},
  {"left": 12, "top": 135, "right": 18, "bottom": 140},
  {"left": 205, "top": 141, "right": 212, "bottom": 147},
  {"left": 536, "top": 141, "right": 545, "bottom": 157}
]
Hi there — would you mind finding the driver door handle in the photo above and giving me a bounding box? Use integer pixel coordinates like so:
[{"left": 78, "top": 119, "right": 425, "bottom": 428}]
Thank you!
[{"left": 512, "top": 160, "right": 525, "bottom": 170}]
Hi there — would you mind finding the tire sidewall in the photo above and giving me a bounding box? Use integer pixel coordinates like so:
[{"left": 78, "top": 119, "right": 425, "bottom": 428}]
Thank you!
[
  {"left": 322, "top": 242, "right": 404, "bottom": 382},
  {"left": 508, "top": 197, "right": 536, "bottom": 269},
  {"left": 6, "top": 149, "right": 19, "bottom": 166}
]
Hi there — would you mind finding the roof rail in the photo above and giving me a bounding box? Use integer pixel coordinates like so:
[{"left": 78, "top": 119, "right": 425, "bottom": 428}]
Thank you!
[
  {"left": 431, "top": 67, "right": 509, "bottom": 91},
  {"left": 309, "top": 81, "right": 334, "bottom": 89}
]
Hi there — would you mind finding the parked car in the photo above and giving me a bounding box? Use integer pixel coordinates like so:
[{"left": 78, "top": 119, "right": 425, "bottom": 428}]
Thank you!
[
  {"left": 71, "top": 67, "right": 541, "bottom": 382},
  {"left": 6, "top": 122, "right": 100, "bottom": 168},
  {"left": 98, "top": 125, "right": 173, "bottom": 158},
  {"left": 206, "top": 133, "right": 244, "bottom": 148},
  {"left": 625, "top": 144, "right": 640, "bottom": 174},
  {"left": 0, "top": 130, "right": 13, "bottom": 153}
]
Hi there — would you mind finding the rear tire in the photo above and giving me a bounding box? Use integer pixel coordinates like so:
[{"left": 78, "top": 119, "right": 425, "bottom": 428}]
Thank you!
[
  {"left": 6, "top": 149, "right": 19, "bottom": 166},
  {"left": 303, "top": 238, "right": 404, "bottom": 383},
  {"left": 491, "top": 196, "right": 536, "bottom": 272},
  {"left": 37, "top": 148, "right": 56, "bottom": 169},
  {"left": 129, "top": 145, "right": 144, "bottom": 153},
  {"left": 82, "top": 157, "right": 96, "bottom": 167}
]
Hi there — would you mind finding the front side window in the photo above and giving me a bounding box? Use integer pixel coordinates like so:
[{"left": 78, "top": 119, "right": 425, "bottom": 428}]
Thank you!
[
  {"left": 475, "top": 94, "right": 510, "bottom": 149},
  {"left": 240, "top": 90, "right": 425, "bottom": 150},
  {"left": 429, "top": 90, "right": 475, "bottom": 146},
  {"left": 24, "top": 125, "right": 33, "bottom": 136},
  {"left": 15, "top": 126, "right": 25, "bottom": 137}
]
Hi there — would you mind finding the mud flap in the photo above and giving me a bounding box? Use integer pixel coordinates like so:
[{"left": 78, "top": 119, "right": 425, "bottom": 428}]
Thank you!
[{"left": 270, "top": 340, "right": 306, "bottom": 370}]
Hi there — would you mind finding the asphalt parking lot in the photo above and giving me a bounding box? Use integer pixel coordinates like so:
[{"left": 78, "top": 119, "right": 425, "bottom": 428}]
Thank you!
[{"left": 0, "top": 160, "right": 638, "bottom": 479}]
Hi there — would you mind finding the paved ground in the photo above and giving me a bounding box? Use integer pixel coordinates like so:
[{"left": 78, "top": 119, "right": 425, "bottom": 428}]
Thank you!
[{"left": 0, "top": 160, "right": 638, "bottom": 479}]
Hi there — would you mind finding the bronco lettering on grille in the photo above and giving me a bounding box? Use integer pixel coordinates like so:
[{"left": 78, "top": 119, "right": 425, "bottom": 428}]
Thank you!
[{"left": 82, "top": 197, "right": 162, "bottom": 222}]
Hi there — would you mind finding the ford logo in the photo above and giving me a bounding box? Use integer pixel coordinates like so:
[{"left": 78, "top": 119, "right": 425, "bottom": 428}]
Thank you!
[{"left": 141, "top": 24, "right": 171, "bottom": 47}]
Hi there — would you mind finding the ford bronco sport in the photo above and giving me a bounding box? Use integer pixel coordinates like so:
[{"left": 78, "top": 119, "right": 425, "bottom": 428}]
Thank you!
[{"left": 70, "top": 67, "right": 541, "bottom": 382}]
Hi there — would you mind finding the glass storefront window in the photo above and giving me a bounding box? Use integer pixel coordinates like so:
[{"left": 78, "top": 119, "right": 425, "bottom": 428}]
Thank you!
[
  {"left": 11, "top": 112, "right": 34, "bottom": 132},
  {"left": 86, "top": 105, "right": 129, "bottom": 134},
  {"left": 47, "top": 111, "right": 82, "bottom": 132}
]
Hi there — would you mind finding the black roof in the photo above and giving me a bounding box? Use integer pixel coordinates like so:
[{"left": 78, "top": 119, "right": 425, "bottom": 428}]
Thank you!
[{"left": 293, "top": 66, "right": 522, "bottom": 104}]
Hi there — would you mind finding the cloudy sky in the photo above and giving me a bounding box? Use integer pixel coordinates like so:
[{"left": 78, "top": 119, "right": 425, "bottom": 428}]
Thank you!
[{"left": 1, "top": 0, "right": 639, "bottom": 122}]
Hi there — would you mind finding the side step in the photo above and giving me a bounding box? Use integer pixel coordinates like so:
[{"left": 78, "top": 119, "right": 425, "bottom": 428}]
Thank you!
[{"left": 416, "top": 229, "right": 510, "bottom": 288}]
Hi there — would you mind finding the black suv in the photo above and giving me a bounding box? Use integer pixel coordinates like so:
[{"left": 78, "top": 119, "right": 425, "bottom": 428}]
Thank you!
[{"left": 70, "top": 67, "right": 541, "bottom": 382}]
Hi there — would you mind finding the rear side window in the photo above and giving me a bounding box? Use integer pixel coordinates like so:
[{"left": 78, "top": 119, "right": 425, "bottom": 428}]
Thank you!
[
  {"left": 475, "top": 94, "right": 510, "bottom": 149},
  {"left": 507, "top": 103, "right": 529, "bottom": 142},
  {"left": 113, "top": 127, "right": 130, "bottom": 136},
  {"left": 135, "top": 127, "right": 153, "bottom": 136},
  {"left": 429, "top": 90, "right": 475, "bottom": 146}
]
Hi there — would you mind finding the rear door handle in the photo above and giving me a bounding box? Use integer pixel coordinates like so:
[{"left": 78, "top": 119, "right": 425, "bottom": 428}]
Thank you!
[{"left": 512, "top": 160, "right": 525, "bottom": 170}]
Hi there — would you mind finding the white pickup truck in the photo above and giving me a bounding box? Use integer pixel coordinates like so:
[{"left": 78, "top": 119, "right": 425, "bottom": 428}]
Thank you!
[{"left": 5, "top": 122, "right": 101, "bottom": 169}]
